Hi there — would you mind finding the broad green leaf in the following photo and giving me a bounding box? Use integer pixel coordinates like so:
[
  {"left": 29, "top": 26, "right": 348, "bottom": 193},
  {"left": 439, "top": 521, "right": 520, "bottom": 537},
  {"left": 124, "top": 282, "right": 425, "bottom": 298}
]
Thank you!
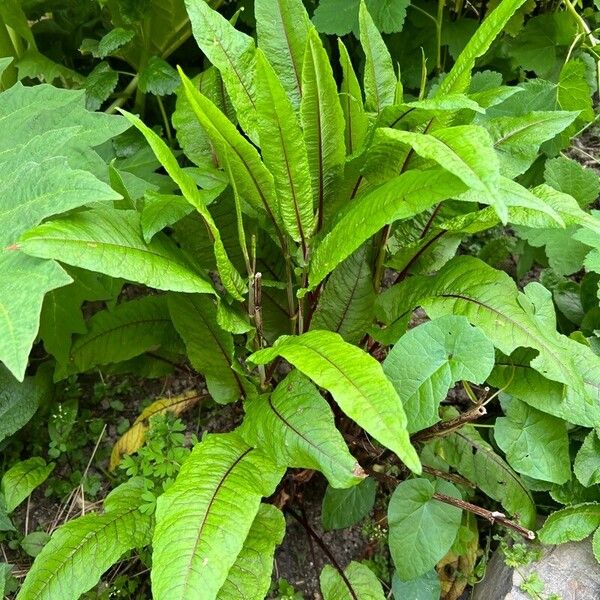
[
  {"left": 139, "top": 57, "right": 179, "bottom": 96},
  {"left": 494, "top": 396, "right": 570, "bottom": 484},
  {"left": 255, "top": 50, "right": 314, "bottom": 245},
  {"left": 17, "top": 479, "right": 152, "bottom": 600},
  {"left": 359, "top": 1, "right": 396, "bottom": 113},
  {"left": 392, "top": 570, "right": 441, "bottom": 600},
  {"left": 241, "top": 370, "right": 363, "bottom": 488},
  {"left": 338, "top": 39, "right": 369, "bottom": 155},
  {"left": 574, "top": 431, "right": 600, "bottom": 488},
  {"left": 63, "top": 296, "right": 178, "bottom": 376},
  {"left": 437, "top": 0, "right": 528, "bottom": 96},
  {"left": 84, "top": 27, "right": 135, "bottom": 58},
  {"left": 0, "top": 562, "right": 13, "bottom": 597},
  {"left": 168, "top": 294, "right": 245, "bottom": 404},
  {"left": 377, "top": 256, "right": 588, "bottom": 398},
  {"left": 309, "top": 170, "right": 464, "bottom": 290},
  {"left": 594, "top": 527, "right": 600, "bottom": 563},
  {"left": 301, "top": 27, "right": 346, "bottom": 227},
  {"left": 20, "top": 532, "right": 51, "bottom": 558},
  {"left": 255, "top": 0, "right": 309, "bottom": 108},
  {"left": 20, "top": 207, "right": 214, "bottom": 295},
  {"left": 122, "top": 110, "right": 245, "bottom": 300},
  {"left": 1, "top": 458, "right": 54, "bottom": 513},
  {"left": 178, "top": 70, "right": 284, "bottom": 241},
  {"left": 0, "top": 500, "right": 15, "bottom": 532},
  {"left": 216, "top": 504, "right": 285, "bottom": 600},
  {"left": 377, "top": 125, "right": 507, "bottom": 221},
  {"left": 484, "top": 111, "right": 578, "bottom": 178},
  {"left": 320, "top": 561, "right": 385, "bottom": 600},
  {"left": 383, "top": 315, "right": 495, "bottom": 433},
  {"left": 311, "top": 245, "right": 375, "bottom": 344},
  {"left": 185, "top": 0, "right": 257, "bottom": 139},
  {"left": 545, "top": 156, "right": 600, "bottom": 208},
  {"left": 388, "top": 478, "right": 462, "bottom": 581},
  {"left": 249, "top": 330, "right": 421, "bottom": 473},
  {"left": 321, "top": 478, "right": 377, "bottom": 530},
  {"left": 151, "top": 432, "right": 285, "bottom": 600},
  {"left": 141, "top": 192, "right": 195, "bottom": 242},
  {"left": 84, "top": 62, "right": 119, "bottom": 111},
  {"left": 538, "top": 503, "right": 600, "bottom": 545},
  {"left": 436, "top": 425, "right": 536, "bottom": 527}
]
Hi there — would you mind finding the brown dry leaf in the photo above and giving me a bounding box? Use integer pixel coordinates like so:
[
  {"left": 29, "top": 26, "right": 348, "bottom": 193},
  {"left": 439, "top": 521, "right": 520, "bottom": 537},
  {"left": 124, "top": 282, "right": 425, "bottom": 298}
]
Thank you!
[{"left": 109, "top": 390, "right": 203, "bottom": 470}]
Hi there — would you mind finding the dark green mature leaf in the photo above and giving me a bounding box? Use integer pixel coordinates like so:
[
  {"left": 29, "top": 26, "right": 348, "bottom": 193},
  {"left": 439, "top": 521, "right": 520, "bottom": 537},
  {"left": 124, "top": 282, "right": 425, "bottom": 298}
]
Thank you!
[
  {"left": 84, "top": 27, "right": 135, "bottom": 58},
  {"left": 168, "top": 294, "right": 245, "bottom": 404},
  {"left": 249, "top": 330, "right": 420, "bottom": 473},
  {"left": 255, "top": 0, "right": 309, "bottom": 108},
  {"left": 185, "top": 0, "right": 257, "bottom": 139},
  {"left": 574, "top": 431, "right": 600, "bottom": 488},
  {"left": 308, "top": 170, "right": 466, "bottom": 290},
  {"left": 85, "top": 62, "right": 118, "bottom": 111},
  {"left": 494, "top": 396, "right": 570, "bottom": 484},
  {"left": 241, "top": 371, "right": 363, "bottom": 488},
  {"left": 17, "top": 479, "right": 152, "bottom": 600},
  {"left": 321, "top": 478, "right": 377, "bottom": 530},
  {"left": 311, "top": 245, "right": 375, "bottom": 344},
  {"left": 320, "top": 561, "right": 385, "bottom": 600},
  {"left": 20, "top": 207, "right": 214, "bottom": 295},
  {"left": 151, "top": 432, "right": 285, "bottom": 600},
  {"left": 436, "top": 425, "right": 536, "bottom": 527},
  {"left": 255, "top": 50, "right": 314, "bottom": 244},
  {"left": 301, "top": 27, "right": 346, "bottom": 226},
  {"left": 1, "top": 458, "right": 54, "bottom": 513},
  {"left": 538, "top": 503, "right": 600, "bottom": 545},
  {"left": 216, "top": 504, "right": 285, "bottom": 600},
  {"left": 391, "top": 570, "right": 441, "bottom": 600},
  {"left": 139, "top": 56, "right": 180, "bottom": 96},
  {"left": 388, "top": 478, "right": 462, "bottom": 581},
  {"left": 384, "top": 315, "right": 495, "bottom": 433}
]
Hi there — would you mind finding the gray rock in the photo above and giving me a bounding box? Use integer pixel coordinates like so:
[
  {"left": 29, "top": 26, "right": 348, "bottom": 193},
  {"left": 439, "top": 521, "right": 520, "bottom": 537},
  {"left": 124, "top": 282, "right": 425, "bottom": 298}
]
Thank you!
[{"left": 473, "top": 538, "right": 600, "bottom": 600}]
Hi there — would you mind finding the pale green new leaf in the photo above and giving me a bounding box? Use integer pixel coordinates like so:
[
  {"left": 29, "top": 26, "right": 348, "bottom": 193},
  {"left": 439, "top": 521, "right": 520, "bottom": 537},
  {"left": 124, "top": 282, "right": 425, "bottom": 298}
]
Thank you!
[
  {"left": 574, "top": 431, "right": 600, "bottom": 488},
  {"left": 308, "top": 170, "right": 466, "bottom": 290},
  {"left": 1, "top": 458, "right": 54, "bottom": 513},
  {"left": 168, "top": 294, "right": 245, "bottom": 404},
  {"left": 20, "top": 207, "right": 214, "bottom": 295},
  {"left": 216, "top": 504, "right": 285, "bottom": 600},
  {"left": 151, "top": 432, "right": 285, "bottom": 600},
  {"left": 121, "top": 110, "right": 245, "bottom": 300},
  {"left": 359, "top": 1, "right": 396, "bottom": 113},
  {"left": 388, "top": 478, "right": 462, "bottom": 581},
  {"left": 544, "top": 156, "right": 600, "bottom": 208},
  {"left": 255, "top": 0, "right": 309, "bottom": 108},
  {"left": 436, "top": 425, "right": 536, "bottom": 527},
  {"left": 249, "top": 330, "right": 420, "bottom": 473},
  {"left": 494, "top": 396, "right": 570, "bottom": 484},
  {"left": 437, "top": 0, "right": 528, "bottom": 96},
  {"left": 383, "top": 315, "right": 495, "bottom": 433},
  {"left": 185, "top": 0, "right": 257, "bottom": 139},
  {"left": 241, "top": 370, "right": 364, "bottom": 488},
  {"left": 320, "top": 561, "right": 385, "bottom": 600},
  {"left": 17, "top": 479, "right": 152, "bottom": 600},
  {"left": 538, "top": 503, "right": 600, "bottom": 545},
  {"left": 301, "top": 27, "right": 346, "bottom": 225},
  {"left": 255, "top": 50, "right": 314, "bottom": 244}
]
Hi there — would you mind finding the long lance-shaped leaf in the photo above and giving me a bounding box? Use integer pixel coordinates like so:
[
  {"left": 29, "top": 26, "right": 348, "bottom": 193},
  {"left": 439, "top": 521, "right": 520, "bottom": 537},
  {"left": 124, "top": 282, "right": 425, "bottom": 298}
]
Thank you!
[
  {"left": 255, "top": 50, "right": 314, "bottom": 246},
  {"left": 168, "top": 294, "right": 246, "bottom": 404},
  {"left": 249, "top": 330, "right": 421, "bottom": 473},
  {"left": 377, "top": 256, "right": 588, "bottom": 397},
  {"left": 308, "top": 169, "right": 466, "bottom": 290},
  {"left": 19, "top": 207, "right": 214, "bottom": 295},
  {"left": 437, "top": 0, "right": 528, "bottom": 96},
  {"left": 178, "top": 69, "right": 285, "bottom": 246},
  {"left": 376, "top": 125, "right": 508, "bottom": 222},
  {"left": 184, "top": 0, "right": 257, "bottom": 139},
  {"left": 255, "top": 0, "right": 309, "bottom": 108},
  {"left": 320, "top": 561, "right": 386, "bottom": 600},
  {"left": 301, "top": 27, "right": 346, "bottom": 228},
  {"left": 359, "top": 0, "right": 396, "bottom": 114},
  {"left": 16, "top": 479, "right": 152, "bottom": 600},
  {"left": 121, "top": 110, "right": 246, "bottom": 300},
  {"left": 216, "top": 504, "right": 286, "bottom": 600},
  {"left": 151, "top": 432, "right": 285, "bottom": 600},
  {"left": 240, "top": 370, "right": 365, "bottom": 488},
  {"left": 338, "top": 39, "right": 369, "bottom": 156}
]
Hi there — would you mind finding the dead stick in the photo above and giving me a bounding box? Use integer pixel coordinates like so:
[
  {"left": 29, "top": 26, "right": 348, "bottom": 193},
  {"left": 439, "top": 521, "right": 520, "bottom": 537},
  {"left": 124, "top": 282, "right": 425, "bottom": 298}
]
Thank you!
[{"left": 411, "top": 404, "right": 487, "bottom": 443}]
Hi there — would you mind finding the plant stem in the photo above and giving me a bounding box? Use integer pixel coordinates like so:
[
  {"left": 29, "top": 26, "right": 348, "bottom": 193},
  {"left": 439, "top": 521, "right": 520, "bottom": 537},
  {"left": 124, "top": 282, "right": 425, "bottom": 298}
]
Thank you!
[
  {"left": 411, "top": 403, "right": 487, "bottom": 443},
  {"left": 105, "top": 75, "right": 140, "bottom": 114},
  {"left": 436, "top": 0, "right": 445, "bottom": 73},
  {"left": 157, "top": 95, "right": 174, "bottom": 147},
  {"left": 373, "top": 224, "right": 391, "bottom": 292}
]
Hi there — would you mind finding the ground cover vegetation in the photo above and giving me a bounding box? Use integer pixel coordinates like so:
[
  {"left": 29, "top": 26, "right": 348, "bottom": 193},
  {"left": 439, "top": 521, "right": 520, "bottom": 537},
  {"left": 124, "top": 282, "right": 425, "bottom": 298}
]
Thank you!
[{"left": 2, "top": 0, "right": 600, "bottom": 598}]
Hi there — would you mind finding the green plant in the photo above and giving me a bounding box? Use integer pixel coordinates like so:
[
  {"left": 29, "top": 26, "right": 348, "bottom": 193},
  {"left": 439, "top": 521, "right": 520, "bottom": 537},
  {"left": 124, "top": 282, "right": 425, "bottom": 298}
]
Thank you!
[{"left": 1, "top": 0, "right": 600, "bottom": 598}]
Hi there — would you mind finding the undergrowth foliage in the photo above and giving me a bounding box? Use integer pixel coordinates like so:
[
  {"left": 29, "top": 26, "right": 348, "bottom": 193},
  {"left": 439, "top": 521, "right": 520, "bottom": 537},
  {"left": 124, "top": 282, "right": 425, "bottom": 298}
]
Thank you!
[{"left": 2, "top": 0, "right": 600, "bottom": 598}]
